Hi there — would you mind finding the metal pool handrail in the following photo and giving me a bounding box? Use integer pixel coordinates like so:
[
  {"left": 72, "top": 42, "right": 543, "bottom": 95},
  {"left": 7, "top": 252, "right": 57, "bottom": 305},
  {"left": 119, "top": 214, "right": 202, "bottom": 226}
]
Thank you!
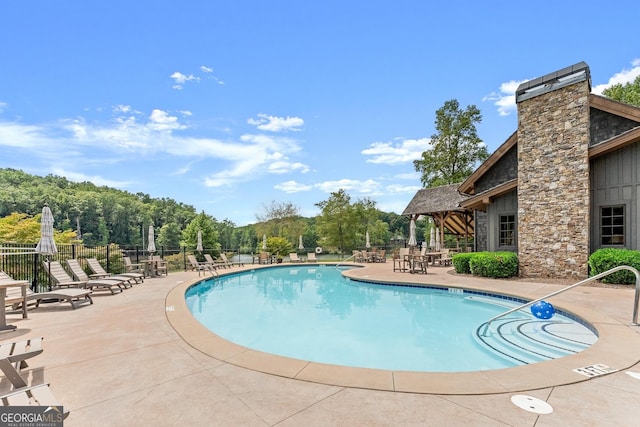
[
  {"left": 481, "top": 265, "right": 640, "bottom": 336},
  {"left": 336, "top": 253, "right": 356, "bottom": 269}
]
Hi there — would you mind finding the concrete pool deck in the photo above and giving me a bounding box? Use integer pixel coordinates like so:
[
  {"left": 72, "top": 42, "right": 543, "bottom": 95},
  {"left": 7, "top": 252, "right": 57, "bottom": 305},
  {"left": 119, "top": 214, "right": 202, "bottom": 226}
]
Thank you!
[{"left": 1, "top": 262, "right": 639, "bottom": 425}]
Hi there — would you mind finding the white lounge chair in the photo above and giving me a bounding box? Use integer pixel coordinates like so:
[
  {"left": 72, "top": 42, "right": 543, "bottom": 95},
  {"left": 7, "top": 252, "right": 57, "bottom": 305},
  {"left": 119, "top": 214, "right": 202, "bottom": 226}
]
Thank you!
[
  {"left": 306, "top": 252, "right": 318, "bottom": 263},
  {"left": 289, "top": 253, "right": 303, "bottom": 263}
]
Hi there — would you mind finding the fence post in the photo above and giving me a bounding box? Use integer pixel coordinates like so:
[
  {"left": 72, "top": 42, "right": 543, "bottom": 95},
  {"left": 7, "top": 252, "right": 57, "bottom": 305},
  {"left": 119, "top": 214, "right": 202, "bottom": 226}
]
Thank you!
[
  {"left": 182, "top": 247, "right": 187, "bottom": 271},
  {"left": 32, "top": 253, "right": 39, "bottom": 291},
  {"left": 106, "top": 245, "right": 110, "bottom": 272}
]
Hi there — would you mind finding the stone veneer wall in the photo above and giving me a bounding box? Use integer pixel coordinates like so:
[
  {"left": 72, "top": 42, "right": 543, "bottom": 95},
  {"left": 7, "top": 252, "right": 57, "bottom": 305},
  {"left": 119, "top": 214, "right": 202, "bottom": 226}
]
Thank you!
[{"left": 517, "top": 82, "right": 591, "bottom": 279}]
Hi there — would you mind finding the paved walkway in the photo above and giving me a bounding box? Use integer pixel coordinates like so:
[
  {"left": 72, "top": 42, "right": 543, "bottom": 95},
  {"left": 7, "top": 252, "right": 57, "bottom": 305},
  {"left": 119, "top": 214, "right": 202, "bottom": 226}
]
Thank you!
[{"left": 1, "top": 263, "right": 639, "bottom": 426}]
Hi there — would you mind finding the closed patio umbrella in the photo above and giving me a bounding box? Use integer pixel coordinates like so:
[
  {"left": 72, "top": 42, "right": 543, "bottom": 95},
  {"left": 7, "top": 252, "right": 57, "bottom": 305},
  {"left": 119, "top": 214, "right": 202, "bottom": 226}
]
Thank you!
[
  {"left": 435, "top": 230, "right": 441, "bottom": 252},
  {"left": 429, "top": 227, "right": 436, "bottom": 250},
  {"left": 36, "top": 203, "right": 58, "bottom": 291},
  {"left": 262, "top": 234, "right": 267, "bottom": 251},
  {"left": 196, "top": 230, "right": 203, "bottom": 252},
  {"left": 365, "top": 231, "right": 371, "bottom": 249},
  {"left": 408, "top": 218, "right": 417, "bottom": 247},
  {"left": 148, "top": 225, "right": 156, "bottom": 255},
  {"left": 298, "top": 235, "right": 304, "bottom": 251}
]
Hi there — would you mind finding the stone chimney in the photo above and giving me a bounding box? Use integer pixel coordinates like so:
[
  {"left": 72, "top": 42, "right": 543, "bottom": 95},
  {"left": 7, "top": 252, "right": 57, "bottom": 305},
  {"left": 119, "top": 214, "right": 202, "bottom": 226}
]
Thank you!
[{"left": 515, "top": 62, "right": 591, "bottom": 279}]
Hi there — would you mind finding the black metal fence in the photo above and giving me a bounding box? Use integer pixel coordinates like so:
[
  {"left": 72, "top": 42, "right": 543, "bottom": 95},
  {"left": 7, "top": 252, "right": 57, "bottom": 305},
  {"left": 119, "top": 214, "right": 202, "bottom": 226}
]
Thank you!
[{"left": 0, "top": 243, "right": 204, "bottom": 292}]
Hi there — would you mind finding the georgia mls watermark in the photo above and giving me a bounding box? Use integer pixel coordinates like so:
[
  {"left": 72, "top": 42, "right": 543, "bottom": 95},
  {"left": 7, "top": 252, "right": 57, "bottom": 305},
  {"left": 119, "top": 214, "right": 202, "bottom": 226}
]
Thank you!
[{"left": 0, "top": 406, "right": 64, "bottom": 427}]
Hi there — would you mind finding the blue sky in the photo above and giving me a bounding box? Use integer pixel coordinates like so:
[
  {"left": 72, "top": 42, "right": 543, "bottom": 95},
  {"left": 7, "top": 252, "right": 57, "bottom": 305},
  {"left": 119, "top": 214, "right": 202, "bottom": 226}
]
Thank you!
[{"left": 1, "top": 1, "right": 639, "bottom": 226}]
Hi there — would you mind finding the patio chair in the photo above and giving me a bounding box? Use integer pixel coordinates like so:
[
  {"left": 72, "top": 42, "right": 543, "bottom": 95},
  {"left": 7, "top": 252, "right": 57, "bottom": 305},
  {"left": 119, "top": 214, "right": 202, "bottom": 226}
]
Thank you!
[
  {"left": 375, "top": 249, "right": 386, "bottom": 263},
  {"left": 306, "top": 252, "right": 318, "bottom": 263},
  {"left": 86, "top": 258, "right": 144, "bottom": 283},
  {"left": 289, "top": 253, "right": 303, "bottom": 263},
  {"left": 0, "top": 384, "right": 69, "bottom": 419},
  {"left": 258, "top": 252, "right": 270, "bottom": 264},
  {"left": 188, "top": 255, "right": 217, "bottom": 277},
  {"left": 436, "top": 249, "right": 453, "bottom": 266},
  {"left": 65, "top": 259, "right": 126, "bottom": 294},
  {"left": 149, "top": 255, "right": 168, "bottom": 276},
  {"left": 0, "top": 337, "right": 44, "bottom": 388},
  {"left": 123, "top": 256, "right": 144, "bottom": 275}
]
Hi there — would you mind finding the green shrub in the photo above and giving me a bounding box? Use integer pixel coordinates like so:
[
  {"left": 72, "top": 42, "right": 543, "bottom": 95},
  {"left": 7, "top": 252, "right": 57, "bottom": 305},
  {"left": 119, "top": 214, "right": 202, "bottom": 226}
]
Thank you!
[
  {"left": 468, "top": 251, "right": 518, "bottom": 278},
  {"left": 452, "top": 253, "right": 474, "bottom": 274},
  {"left": 588, "top": 248, "right": 640, "bottom": 284}
]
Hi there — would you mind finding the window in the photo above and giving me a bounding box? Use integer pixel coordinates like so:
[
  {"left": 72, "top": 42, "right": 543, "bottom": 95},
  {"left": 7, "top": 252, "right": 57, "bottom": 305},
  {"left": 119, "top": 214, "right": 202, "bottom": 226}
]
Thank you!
[
  {"left": 601, "top": 205, "right": 625, "bottom": 246},
  {"left": 499, "top": 214, "right": 516, "bottom": 247}
]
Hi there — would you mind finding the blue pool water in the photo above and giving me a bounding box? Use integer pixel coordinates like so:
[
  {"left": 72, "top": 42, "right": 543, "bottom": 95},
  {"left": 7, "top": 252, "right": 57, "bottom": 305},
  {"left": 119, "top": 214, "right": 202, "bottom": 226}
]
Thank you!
[{"left": 185, "top": 265, "right": 597, "bottom": 372}]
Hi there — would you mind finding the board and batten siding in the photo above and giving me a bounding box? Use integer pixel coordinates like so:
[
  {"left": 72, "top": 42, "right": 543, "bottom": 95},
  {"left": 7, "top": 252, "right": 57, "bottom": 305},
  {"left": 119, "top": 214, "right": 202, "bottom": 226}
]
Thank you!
[
  {"left": 486, "top": 189, "right": 518, "bottom": 252},
  {"left": 590, "top": 141, "right": 640, "bottom": 252}
]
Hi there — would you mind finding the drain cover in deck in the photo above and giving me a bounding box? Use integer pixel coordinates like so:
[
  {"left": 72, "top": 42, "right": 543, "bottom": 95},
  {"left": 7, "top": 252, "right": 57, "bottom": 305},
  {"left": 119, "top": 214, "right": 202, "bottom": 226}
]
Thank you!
[{"left": 511, "top": 395, "right": 553, "bottom": 414}]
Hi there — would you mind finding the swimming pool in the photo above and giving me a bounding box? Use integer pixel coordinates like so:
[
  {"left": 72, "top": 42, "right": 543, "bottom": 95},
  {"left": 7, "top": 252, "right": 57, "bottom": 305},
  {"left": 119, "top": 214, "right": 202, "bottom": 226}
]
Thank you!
[{"left": 185, "top": 265, "right": 598, "bottom": 372}]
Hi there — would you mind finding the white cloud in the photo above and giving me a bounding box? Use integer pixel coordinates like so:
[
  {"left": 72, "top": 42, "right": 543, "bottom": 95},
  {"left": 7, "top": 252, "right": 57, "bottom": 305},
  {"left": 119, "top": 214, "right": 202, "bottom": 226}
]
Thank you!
[
  {"left": 247, "top": 113, "right": 304, "bottom": 132},
  {"left": 483, "top": 79, "right": 526, "bottom": 117},
  {"left": 170, "top": 71, "right": 200, "bottom": 89},
  {"left": 394, "top": 171, "right": 421, "bottom": 180},
  {"left": 148, "top": 109, "right": 186, "bottom": 132},
  {"left": 200, "top": 65, "right": 213, "bottom": 73},
  {"left": 362, "top": 137, "right": 427, "bottom": 164},
  {"left": 385, "top": 184, "right": 422, "bottom": 193},
  {"left": 274, "top": 180, "right": 313, "bottom": 193},
  {"left": 592, "top": 59, "right": 640, "bottom": 95},
  {"left": 0, "top": 101, "right": 8, "bottom": 113},
  {"left": 314, "top": 179, "right": 381, "bottom": 195}
]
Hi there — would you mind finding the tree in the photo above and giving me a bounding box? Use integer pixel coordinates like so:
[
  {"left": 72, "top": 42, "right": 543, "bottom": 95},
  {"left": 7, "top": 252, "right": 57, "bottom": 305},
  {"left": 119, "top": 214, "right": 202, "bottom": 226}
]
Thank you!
[
  {"left": 413, "top": 99, "right": 489, "bottom": 187},
  {"left": 255, "top": 200, "right": 305, "bottom": 247},
  {"left": 157, "top": 222, "right": 182, "bottom": 248},
  {"left": 602, "top": 75, "right": 640, "bottom": 107},
  {"left": 315, "top": 189, "right": 358, "bottom": 254},
  {"left": 182, "top": 212, "right": 221, "bottom": 253}
]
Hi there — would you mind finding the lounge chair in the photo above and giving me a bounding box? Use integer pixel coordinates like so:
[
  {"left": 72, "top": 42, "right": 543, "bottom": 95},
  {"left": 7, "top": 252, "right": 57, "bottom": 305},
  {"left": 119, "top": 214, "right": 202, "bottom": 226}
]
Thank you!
[
  {"left": 204, "top": 254, "right": 226, "bottom": 269},
  {"left": 306, "top": 252, "right": 318, "bottom": 263},
  {"left": 43, "top": 260, "right": 84, "bottom": 288},
  {"left": 0, "top": 384, "right": 69, "bottom": 419},
  {"left": 65, "top": 259, "right": 126, "bottom": 294},
  {"left": 86, "top": 258, "right": 144, "bottom": 283},
  {"left": 188, "top": 255, "right": 217, "bottom": 277},
  {"left": 436, "top": 249, "right": 453, "bottom": 266},
  {"left": 289, "top": 253, "right": 303, "bottom": 263},
  {"left": 123, "top": 256, "right": 144, "bottom": 275},
  {"left": 219, "top": 253, "right": 244, "bottom": 267}
]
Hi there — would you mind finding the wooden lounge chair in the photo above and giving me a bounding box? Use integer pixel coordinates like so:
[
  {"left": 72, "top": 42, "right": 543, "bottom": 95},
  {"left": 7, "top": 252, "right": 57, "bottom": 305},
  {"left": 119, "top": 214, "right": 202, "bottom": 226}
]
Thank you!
[
  {"left": 306, "top": 252, "right": 318, "bottom": 263},
  {"left": 3, "top": 269, "right": 92, "bottom": 311},
  {"left": 65, "top": 259, "right": 126, "bottom": 294},
  {"left": 204, "top": 254, "right": 226, "bottom": 269},
  {"left": 43, "top": 260, "right": 85, "bottom": 288},
  {"left": 258, "top": 252, "right": 270, "bottom": 264},
  {"left": 86, "top": 258, "right": 144, "bottom": 283},
  {"left": 0, "top": 384, "right": 69, "bottom": 419},
  {"left": 220, "top": 253, "right": 244, "bottom": 267},
  {"left": 188, "top": 255, "right": 217, "bottom": 277},
  {"left": 289, "top": 253, "right": 303, "bottom": 263}
]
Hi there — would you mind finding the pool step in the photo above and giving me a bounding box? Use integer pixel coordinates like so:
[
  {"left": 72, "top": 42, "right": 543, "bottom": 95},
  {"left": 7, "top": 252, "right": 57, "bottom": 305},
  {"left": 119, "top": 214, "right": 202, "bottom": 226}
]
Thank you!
[{"left": 475, "top": 316, "right": 596, "bottom": 365}]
